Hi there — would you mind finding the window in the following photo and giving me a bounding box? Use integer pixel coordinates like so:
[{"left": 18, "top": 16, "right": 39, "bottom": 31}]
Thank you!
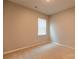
[{"left": 38, "top": 18, "right": 47, "bottom": 36}]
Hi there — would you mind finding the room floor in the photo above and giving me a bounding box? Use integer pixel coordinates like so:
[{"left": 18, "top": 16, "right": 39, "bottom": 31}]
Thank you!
[{"left": 4, "top": 42, "right": 74, "bottom": 59}]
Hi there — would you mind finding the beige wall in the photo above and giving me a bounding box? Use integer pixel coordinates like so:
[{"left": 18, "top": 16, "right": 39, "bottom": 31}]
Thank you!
[
  {"left": 4, "top": 1, "right": 50, "bottom": 52},
  {"left": 49, "top": 8, "right": 75, "bottom": 48},
  {"left": 4, "top": 0, "right": 74, "bottom": 53}
]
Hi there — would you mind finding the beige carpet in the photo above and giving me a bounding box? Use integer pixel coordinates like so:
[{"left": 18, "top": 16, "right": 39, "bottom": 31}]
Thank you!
[{"left": 4, "top": 42, "right": 74, "bottom": 59}]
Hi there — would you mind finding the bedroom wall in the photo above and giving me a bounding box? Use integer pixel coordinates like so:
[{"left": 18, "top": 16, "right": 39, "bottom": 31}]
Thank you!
[
  {"left": 4, "top": 1, "right": 50, "bottom": 52},
  {"left": 49, "top": 8, "right": 75, "bottom": 48}
]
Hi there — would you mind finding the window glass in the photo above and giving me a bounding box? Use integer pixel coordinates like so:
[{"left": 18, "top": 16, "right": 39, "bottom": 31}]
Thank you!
[{"left": 38, "top": 18, "right": 47, "bottom": 36}]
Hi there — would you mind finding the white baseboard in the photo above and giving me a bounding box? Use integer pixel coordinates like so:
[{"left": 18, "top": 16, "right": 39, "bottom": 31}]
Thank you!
[
  {"left": 54, "top": 42, "right": 75, "bottom": 50},
  {"left": 4, "top": 40, "right": 50, "bottom": 55}
]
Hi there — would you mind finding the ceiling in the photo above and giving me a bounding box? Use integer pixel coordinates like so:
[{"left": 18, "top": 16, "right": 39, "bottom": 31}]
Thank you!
[{"left": 8, "top": 0, "right": 75, "bottom": 15}]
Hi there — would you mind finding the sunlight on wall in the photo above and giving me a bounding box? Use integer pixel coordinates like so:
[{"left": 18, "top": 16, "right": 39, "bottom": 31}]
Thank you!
[{"left": 49, "top": 18, "right": 58, "bottom": 42}]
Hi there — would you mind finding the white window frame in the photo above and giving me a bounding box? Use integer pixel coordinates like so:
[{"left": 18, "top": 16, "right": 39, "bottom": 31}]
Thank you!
[{"left": 38, "top": 17, "right": 47, "bottom": 36}]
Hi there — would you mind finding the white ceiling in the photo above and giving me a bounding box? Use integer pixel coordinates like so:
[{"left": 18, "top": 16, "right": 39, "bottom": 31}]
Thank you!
[{"left": 8, "top": 0, "right": 75, "bottom": 15}]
